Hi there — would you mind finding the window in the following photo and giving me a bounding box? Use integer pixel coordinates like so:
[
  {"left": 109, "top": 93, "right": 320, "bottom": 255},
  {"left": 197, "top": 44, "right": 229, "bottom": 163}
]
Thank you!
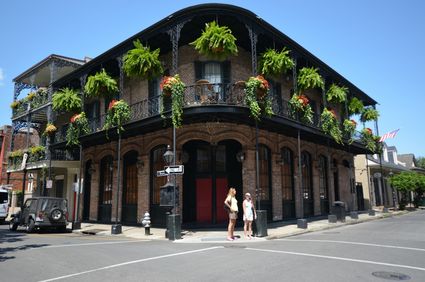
[
  {"left": 194, "top": 61, "right": 230, "bottom": 101},
  {"left": 318, "top": 155, "right": 328, "bottom": 200},
  {"left": 215, "top": 145, "right": 226, "bottom": 173},
  {"left": 100, "top": 156, "right": 113, "bottom": 205},
  {"left": 259, "top": 145, "right": 271, "bottom": 201},
  {"left": 281, "top": 147, "right": 294, "bottom": 201},
  {"left": 197, "top": 146, "right": 210, "bottom": 173},
  {"left": 301, "top": 151, "right": 313, "bottom": 200}
]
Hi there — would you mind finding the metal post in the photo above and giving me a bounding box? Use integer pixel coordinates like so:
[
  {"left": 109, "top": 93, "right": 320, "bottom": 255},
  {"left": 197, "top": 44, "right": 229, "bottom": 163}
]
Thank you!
[{"left": 374, "top": 107, "right": 387, "bottom": 211}]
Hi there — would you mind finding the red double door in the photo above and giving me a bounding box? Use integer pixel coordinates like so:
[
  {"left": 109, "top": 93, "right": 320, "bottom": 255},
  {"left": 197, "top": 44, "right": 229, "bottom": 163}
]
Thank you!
[{"left": 196, "top": 177, "right": 228, "bottom": 224}]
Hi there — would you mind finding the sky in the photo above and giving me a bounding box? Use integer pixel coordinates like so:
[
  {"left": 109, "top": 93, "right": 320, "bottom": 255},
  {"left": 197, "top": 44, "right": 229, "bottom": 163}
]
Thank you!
[{"left": 0, "top": 0, "right": 424, "bottom": 157}]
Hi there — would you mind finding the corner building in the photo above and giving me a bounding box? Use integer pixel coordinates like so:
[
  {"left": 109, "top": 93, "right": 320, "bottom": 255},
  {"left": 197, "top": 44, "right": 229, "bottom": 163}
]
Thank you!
[{"left": 14, "top": 4, "right": 377, "bottom": 226}]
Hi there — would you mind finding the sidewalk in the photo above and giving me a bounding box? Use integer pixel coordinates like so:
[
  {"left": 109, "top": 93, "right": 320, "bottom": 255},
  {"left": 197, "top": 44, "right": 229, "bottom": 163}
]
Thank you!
[{"left": 72, "top": 210, "right": 408, "bottom": 243}]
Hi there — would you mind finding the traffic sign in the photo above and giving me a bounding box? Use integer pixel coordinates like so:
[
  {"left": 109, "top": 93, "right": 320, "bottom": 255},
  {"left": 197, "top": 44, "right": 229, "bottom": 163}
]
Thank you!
[
  {"left": 165, "top": 165, "right": 184, "bottom": 175},
  {"left": 156, "top": 170, "right": 169, "bottom": 177}
]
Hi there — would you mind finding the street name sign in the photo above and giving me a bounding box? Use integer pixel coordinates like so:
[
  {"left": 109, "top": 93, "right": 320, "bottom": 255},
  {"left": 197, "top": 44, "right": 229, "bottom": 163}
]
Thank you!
[{"left": 165, "top": 165, "right": 184, "bottom": 174}]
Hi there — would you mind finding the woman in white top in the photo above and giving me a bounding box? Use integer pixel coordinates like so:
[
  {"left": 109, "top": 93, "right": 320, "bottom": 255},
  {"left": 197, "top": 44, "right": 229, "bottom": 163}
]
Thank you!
[
  {"left": 243, "top": 192, "right": 256, "bottom": 239},
  {"left": 224, "top": 187, "right": 238, "bottom": 241}
]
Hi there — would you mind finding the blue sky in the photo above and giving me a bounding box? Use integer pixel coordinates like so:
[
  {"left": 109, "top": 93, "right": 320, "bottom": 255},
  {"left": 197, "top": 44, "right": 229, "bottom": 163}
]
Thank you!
[{"left": 0, "top": 0, "right": 424, "bottom": 157}]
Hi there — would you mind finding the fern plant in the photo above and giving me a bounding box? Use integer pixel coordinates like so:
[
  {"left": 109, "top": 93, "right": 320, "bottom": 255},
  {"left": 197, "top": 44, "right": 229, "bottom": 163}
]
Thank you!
[
  {"left": 348, "top": 97, "right": 364, "bottom": 115},
  {"left": 326, "top": 84, "right": 348, "bottom": 104},
  {"left": 360, "top": 107, "right": 379, "bottom": 122},
  {"left": 343, "top": 119, "right": 357, "bottom": 144},
  {"left": 84, "top": 69, "right": 118, "bottom": 98},
  {"left": 297, "top": 67, "right": 324, "bottom": 91},
  {"left": 190, "top": 21, "right": 238, "bottom": 60},
  {"left": 123, "top": 39, "right": 163, "bottom": 79},
  {"left": 258, "top": 48, "right": 294, "bottom": 77},
  {"left": 52, "top": 88, "right": 81, "bottom": 113}
]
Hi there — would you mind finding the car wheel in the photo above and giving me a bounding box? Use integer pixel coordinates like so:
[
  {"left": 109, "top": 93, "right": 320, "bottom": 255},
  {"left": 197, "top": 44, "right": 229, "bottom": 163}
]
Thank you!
[
  {"left": 50, "top": 208, "right": 63, "bottom": 221},
  {"left": 9, "top": 220, "right": 18, "bottom": 231},
  {"left": 26, "top": 218, "right": 35, "bottom": 233}
]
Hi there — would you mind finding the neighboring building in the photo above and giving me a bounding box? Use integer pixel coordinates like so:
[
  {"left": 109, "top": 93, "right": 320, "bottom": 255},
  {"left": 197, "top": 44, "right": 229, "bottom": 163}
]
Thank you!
[
  {"left": 9, "top": 4, "right": 379, "bottom": 226},
  {"left": 398, "top": 154, "right": 425, "bottom": 174}
]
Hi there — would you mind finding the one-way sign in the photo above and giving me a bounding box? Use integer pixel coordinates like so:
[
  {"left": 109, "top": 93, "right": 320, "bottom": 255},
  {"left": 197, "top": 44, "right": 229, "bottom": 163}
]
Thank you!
[
  {"left": 156, "top": 170, "right": 169, "bottom": 177},
  {"left": 165, "top": 165, "right": 184, "bottom": 174}
]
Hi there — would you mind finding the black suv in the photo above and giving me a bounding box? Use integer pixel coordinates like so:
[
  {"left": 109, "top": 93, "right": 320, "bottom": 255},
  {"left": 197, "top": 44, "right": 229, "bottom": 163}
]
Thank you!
[{"left": 9, "top": 197, "right": 68, "bottom": 232}]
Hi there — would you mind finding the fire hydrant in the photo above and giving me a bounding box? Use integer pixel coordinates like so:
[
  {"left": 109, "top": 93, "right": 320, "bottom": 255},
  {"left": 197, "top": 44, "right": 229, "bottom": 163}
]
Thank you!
[{"left": 141, "top": 211, "right": 151, "bottom": 236}]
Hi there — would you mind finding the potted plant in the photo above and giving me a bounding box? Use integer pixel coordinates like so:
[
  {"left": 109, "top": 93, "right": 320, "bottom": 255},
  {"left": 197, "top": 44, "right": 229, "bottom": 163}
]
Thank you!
[
  {"left": 289, "top": 94, "right": 314, "bottom": 124},
  {"left": 320, "top": 108, "right": 343, "bottom": 144},
  {"left": 28, "top": 145, "right": 45, "bottom": 162},
  {"left": 190, "top": 21, "right": 238, "bottom": 60},
  {"left": 297, "top": 67, "right": 324, "bottom": 91},
  {"left": 8, "top": 149, "right": 24, "bottom": 168},
  {"left": 52, "top": 88, "right": 82, "bottom": 113},
  {"left": 348, "top": 97, "right": 364, "bottom": 115},
  {"left": 343, "top": 119, "right": 357, "bottom": 144},
  {"left": 244, "top": 75, "right": 273, "bottom": 121},
  {"left": 10, "top": 100, "right": 21, "bottom": 110},
  {"left": 43, "top": 123, "right": 57, "bottom": 137},
  {"left": 84, "top": 69, "right": 118, "bottom": 98},
  {"left": 103, "top": 99, "right": 131, "bottom": 136},
  {"left": 123, "top": 39, "right": 163, "bottom": 79},
  {"left": 258, "top": 48, "right": 294, "bottom": 78},
  {"left": 326, "top": 83, "right": 348, "bottom": 104},
  {"left": 26, "top": 92, "right": 36, "bottom": 102},
  {"left": 159, "top": 74, "right": 186, "bottom": 128},
  {"left": 360, "top": 106, "right": 379, "bottom": 122},
  {"left": 360, "top": 128, "right": 380, "bottom": 152},
  {"left": 66, "top": 112, "right": 90, "bottom": 147}
]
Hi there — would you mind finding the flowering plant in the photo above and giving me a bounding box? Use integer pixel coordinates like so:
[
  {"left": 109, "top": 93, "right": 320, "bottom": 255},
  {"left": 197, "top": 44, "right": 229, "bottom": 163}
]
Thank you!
[
  {"left": 288, "top": 94, "right": 313, "bottom": 124},
  {"left": 361, "top": 128, "right": 380, "bottom": 152},
  {"left": 10, "top": 100, "right": 21, "bottom": 109},
  {"left": 66, "top": 112, "right": 89, "bottom": 147},
  {"left": 320, "top": 108, "right": 342, "bottom": 144},
  {"left": 160, "top": 74, "right": 186, "bottom": 128},
  {"left": 28, "top": 145, "right": 46, "bottom": 162},
  {"left": 26, "top": 92, "right": 37, "bottom": 102},
  {"left": 43, "top": 123, "right": 57, "bottom": 136},
  {"left": 244, "top": 75, "right": 273, "bottom": 121},
  {"left": 103, "top": 99, "right": 131, "bottom": 136},
  {"left": 343, "top": 119, "right": 357, "bottom": 144}
]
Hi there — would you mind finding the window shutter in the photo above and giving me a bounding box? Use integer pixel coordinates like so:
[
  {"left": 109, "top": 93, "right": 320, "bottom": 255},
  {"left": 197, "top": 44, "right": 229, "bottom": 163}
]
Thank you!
[
  {"left": 194, "top": 61, "right": 203, "bottom": 81},
  {"left": 221, "top": 61, "right": 231, "bottom": 84}
]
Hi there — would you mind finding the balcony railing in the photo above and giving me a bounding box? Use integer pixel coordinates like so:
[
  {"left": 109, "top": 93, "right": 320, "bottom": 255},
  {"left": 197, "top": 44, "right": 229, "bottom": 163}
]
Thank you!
[{"left": 12, "top": 90, "right": 49, "bottom": 119}]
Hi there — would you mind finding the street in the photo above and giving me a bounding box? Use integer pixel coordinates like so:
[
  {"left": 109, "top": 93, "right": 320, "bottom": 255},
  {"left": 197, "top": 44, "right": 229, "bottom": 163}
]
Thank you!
[{"left": 1, "top": 211, "right": 425, "bottom": 282}]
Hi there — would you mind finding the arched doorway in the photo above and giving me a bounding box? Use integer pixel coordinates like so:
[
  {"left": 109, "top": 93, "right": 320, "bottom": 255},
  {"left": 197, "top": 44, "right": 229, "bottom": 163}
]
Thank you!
[
  {"left": 281, "top": 147, "right": 295, "bottom": 219},
  {"left": 183, "top": 139, "right": 243, "bottom": 225},
  {"left": 258, "top": 144, "right": 273, "bottom": 220},
  {"left": 319, "top": 155, "right": 329, "bottom": 215},
  {"left": 301, "top": 151, "right": 314, "bottom": 217},
  {"left": 98, "top": 155, "right": 113, "bottom": 223},
  {"left": 122, "top": 151, "right": 138, "bottom": 224},
  {"left": 82, "top": 160, "right": 92, "bottom": 221}
]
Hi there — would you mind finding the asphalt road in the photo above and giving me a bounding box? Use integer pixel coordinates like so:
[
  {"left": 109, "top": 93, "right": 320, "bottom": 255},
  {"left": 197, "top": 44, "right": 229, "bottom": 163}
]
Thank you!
[{"left": 1, "top": 210, "right": 425, "bottom": 282}]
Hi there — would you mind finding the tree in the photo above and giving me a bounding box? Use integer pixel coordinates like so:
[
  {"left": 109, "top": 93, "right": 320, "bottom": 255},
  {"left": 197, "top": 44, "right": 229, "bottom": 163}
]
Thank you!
[
  {"left": 416, "top": 156, "right": 425, "bottom": 169},
  {"left": 389, "top": 171, "right": 425, "bottom": 209}
]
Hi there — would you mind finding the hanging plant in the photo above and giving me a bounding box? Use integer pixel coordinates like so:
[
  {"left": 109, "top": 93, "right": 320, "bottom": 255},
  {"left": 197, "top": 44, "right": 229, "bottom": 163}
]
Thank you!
[
  {"left": 43, "top": 123, "right": 57, "bottom": 137},
  {"left": 360, "top": 106, "right": 379, "bottom": 122},
  {"left": 297, "top": 67, "right": 324, "bottom": 91},
  {"left": 258, "top": 48, "right": 294, "bottom": 78},
  {"left": 123, "top": 39, "right": 163, "bottom": 79},
  {"left": 103, "top": 99, "right": 131, "bottom": 136},
  {"left": 361, "top": 128, "right": 380, "bottom": 152},
  {"left": 343, "top": 119, "right": 357, "bottom": 144},
  {"left": 326, "top": 84, "right": 348, "bottom": 104},
  {"left": 10, "top": 100, "right": 21, "bottom": 109},
  {"left": 348, "top": 97, "right": 364, "bottom": 115},
  {"left": 28, "top": 145, "right": 45, "bottom": 162},
  {"left": 244, "top": 75, "right": 273, "bottom": 121},
  {"left": 66, "top": 112, "right": 90, "bottom": 147},
  {"left": 26, "top": 92, "right": 37, "bottom": 102},
  {"left": 288, "top": 94, "right": 314, "bottom": 124},
  {"left": 190, "top": 21, "right": 238, "bottom": 60},
  {"left": 320, "top": 108, "right": 343, "bottom": 144},
  {"left": 84, "top": 69, "right": 118, "bottom": 98},
  {"left": 159, "top": 74, "right": 186, "bottom": 128},
  {"left": 52, "top": 88, "right": 82, "bottom": 113}
]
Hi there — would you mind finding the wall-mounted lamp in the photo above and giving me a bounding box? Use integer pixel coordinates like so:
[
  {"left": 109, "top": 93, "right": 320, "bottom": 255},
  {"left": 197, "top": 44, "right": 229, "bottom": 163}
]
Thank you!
[{"left": 236, "top": 151, "right": 245, "bottom": 163}]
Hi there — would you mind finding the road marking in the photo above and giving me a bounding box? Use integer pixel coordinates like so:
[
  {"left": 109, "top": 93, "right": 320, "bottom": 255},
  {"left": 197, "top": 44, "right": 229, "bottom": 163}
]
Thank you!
[
  {"left": 277, "top": 239, "right": 425, "bottom": 252},
  {"left": 38, "top": 246, "right": 223, "bottom": 282},
  {"left": 246, "top": 247, "right": 425, "bottom": 272},
  {"left": 34, "top": 240, "right": 149, "bottom": 249}
]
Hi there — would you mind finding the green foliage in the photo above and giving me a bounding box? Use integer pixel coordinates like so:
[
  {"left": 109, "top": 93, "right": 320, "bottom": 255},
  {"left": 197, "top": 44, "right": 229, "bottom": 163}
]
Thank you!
[
  {"left": 84, "top": 69, "right": 118, "bottom": 98},
  {"left": 343, "top": 119, "right": 357, "bottom": 144},
  {"left": 360, "top": 128, "right": 380, "bottom": 152},
  {"left": 348, "top": 97, "right": 364, "bottom": 115},
  {"left": 297, "top": 67, "right": 324, "bottom": 91},
  {"left": 326, "top": 84, "right": 348, "bottom": 104},
  {"left": 10, "top": 100, "right": 21, "bottom": 109},
  {"left": 258, "top": 48, "right": 294, "bottom": 77},
  {"left": 28, "top": 145, "right": 45, "bottom": 162},
  {"left": 26, "top": 92, "right": 36, "bottom": 101},
  {"left": 360, "top": 107, "right": 379, "bottom": 122},
  {"left": 320, "top": 108, "right": 342, "bottom": 144},
  {"left": 52, "top": 88, "right": 82, "bottom": 113},
  {"left": 244, "top": 75, "right": 273, "bottom": 121},
  {"left": 123, "top": 40, "right": 163, "bottom": 79},
  {"left": 190, "top": 21, "right": 238, "bottom": 60},
  {"left": 43, "top": 123, "right": 57, "bottom": 137},
  {"left": 103, "top": 100, "right": 131, "bottom": 136},
  {"left": 288, "top": 94, "right": 314, "bottom": 124},
  {"left": 390, "top": 172, "right": 425, "bottom": 208},
  {"left": 66, "top": 112, "right": 90, "bottom": 147},
  {"left": 9, "top": 149, "right": 24, "bottom": 159},
  {"left": 416, "top": 157, "right": 425, "bottom": 169},
  {"left": 159, "top": 75, "right": 186, "bottom": 128}
]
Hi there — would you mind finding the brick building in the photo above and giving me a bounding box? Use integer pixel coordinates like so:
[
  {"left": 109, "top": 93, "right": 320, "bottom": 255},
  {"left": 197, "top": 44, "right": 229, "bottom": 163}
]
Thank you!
[{"left": 9, "top": 4, "right": 378, "bottom": 226}]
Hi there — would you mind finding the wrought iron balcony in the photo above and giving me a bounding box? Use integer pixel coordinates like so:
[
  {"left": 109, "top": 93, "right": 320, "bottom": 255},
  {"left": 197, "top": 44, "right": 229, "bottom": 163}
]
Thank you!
[{"left": 11, "top": 90, "right": 49, "bottom": 119}]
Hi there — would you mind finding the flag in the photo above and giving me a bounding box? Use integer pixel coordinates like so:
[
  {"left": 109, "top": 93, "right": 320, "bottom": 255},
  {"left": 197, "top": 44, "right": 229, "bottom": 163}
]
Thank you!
[{"left": 379, "top": 129, "right": 400, "bottom": 142}]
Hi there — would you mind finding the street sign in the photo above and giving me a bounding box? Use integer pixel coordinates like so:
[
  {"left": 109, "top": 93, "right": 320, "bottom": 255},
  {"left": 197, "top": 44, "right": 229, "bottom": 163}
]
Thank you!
[
  {"left": 156, "top": 170, "right": 169, "bottom": 177},
  {"left": 165, "top": 165, "right": 184, "bottom": 175}
]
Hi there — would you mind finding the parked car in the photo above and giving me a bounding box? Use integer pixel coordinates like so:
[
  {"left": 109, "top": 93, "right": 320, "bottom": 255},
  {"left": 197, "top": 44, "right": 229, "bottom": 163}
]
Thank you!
[
  {"left": 9, "top": 197, "right": 68, "bottom": 232},
  {"left": 0, "top": 188, "right": 9, "bottom": 224}
]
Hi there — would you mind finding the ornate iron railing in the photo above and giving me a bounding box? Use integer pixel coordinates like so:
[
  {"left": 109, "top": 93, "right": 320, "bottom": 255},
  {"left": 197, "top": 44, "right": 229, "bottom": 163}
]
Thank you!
[{"left": 11, "top": 90, "right": 49, "bottom": 119}]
